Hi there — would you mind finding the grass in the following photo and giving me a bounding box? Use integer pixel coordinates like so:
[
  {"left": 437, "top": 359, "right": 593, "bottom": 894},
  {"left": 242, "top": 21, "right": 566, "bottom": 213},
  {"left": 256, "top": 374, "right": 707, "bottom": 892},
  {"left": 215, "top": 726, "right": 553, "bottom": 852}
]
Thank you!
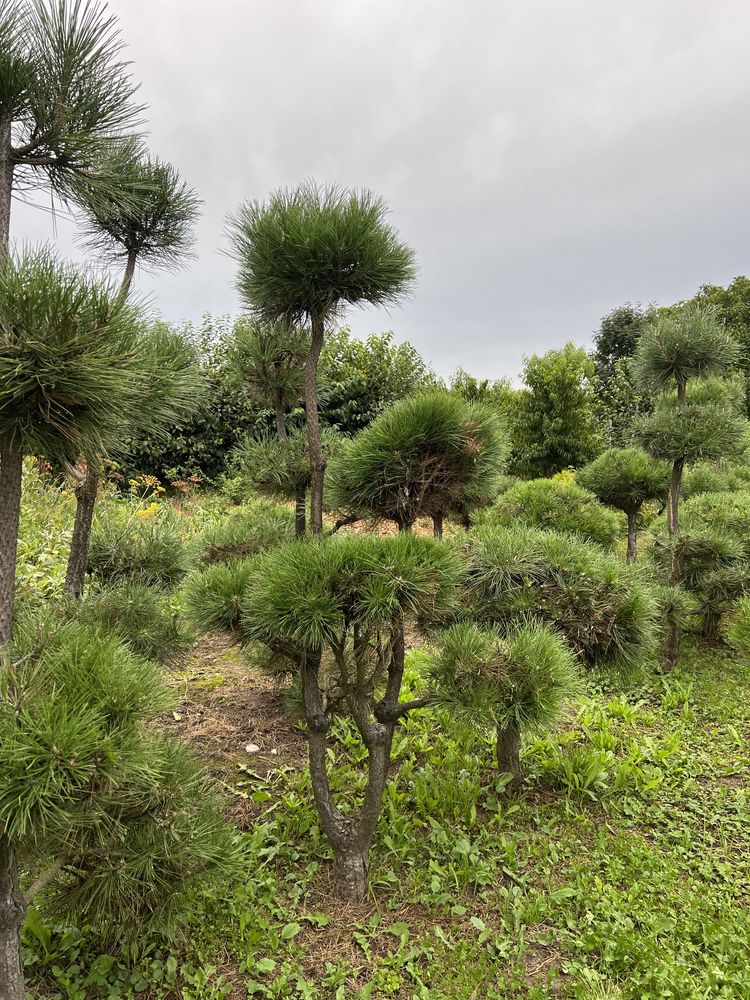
[{"left": 24, "top": 636, "right": 750, "bottom": 999}]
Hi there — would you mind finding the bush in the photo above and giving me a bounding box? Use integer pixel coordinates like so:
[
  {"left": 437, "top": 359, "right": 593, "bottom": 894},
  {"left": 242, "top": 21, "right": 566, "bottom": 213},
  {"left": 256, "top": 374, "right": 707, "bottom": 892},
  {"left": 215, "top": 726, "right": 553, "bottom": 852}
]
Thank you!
[
  {"left": 461, "top": 525, "right": 657, "bottom": 672},
  {"left": 192, "top": 501, "right": 294, "bottom": 565},
  {"left": 430, "top": 620, "right": 579, "bottom": 787},
  {"left": 681, "top": 460, "right": 750, "bottom": 500},
  {"left": 483, "top": 478, "right": 623, "bottom": 548},
  {"left": 724, "top": 595, "right": 750, "bottom": 656},
  {"left": 88, "top": 502, "right": 188, "bottom": 587},
  {"left": 182, "top": 558, "right": 257, "bottom": 633},
  {"left": 71, "top": 580, "right": 191, "bottom": 661}
]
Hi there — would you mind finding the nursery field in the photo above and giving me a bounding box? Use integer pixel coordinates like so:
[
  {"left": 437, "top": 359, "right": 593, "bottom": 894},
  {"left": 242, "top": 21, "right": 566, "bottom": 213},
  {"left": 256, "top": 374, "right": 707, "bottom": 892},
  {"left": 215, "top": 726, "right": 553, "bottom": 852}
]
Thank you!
[{"left": 16, "top": 471, "right": 750, "bottom": 1000}]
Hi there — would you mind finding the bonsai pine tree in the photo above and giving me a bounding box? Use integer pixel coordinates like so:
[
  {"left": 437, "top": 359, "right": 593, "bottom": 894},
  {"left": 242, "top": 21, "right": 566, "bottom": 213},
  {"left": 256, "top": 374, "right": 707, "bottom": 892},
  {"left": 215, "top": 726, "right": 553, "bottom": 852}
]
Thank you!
[
  {"left": 577, "top": 447, "right": 670, "bottom": 562},
  {"left": 226, "top": 182, "right": 416, "bottom": 535},
  {"left": 0, "top": 0, "right": 143, "bottom": 257},
  {"left": 327, "top": 392, "right": 506, "bottom": 536},
  {"left": 64, "top": 143, "right": 200, "bottom": 597},
  {"left": 430, "top": 621, "right": 579, "bottom": 789},
  {"left": 0, "top": 619, "right": 237, "bottom": 1000},
  {"left": 242, "top": 533, "right": 461, "bottom": 900}
]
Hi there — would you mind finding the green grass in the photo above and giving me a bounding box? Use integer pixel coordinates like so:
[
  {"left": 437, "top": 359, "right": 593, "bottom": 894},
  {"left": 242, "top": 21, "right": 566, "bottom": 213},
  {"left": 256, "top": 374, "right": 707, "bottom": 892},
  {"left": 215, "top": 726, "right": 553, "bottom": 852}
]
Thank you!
[{"left": 24, "top": 638, "right": 750, "bottom": 999}]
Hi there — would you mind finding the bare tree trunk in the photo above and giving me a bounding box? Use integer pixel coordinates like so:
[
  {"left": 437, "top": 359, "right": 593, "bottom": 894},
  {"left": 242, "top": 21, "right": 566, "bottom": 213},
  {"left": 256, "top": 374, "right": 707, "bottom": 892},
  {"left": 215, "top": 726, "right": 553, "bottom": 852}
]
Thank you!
[
  {"left": 0, "top": 437, "right": 23, "bottom": 650},
  {"left": 0, "top": 116, "right": 13, "bottom": 258},
  {"left": 626, "top": 511, "right": 638, "bottom": 564},
  {"left": 663, "top": 381, "right": 687, "bottom": 670},
  {"left": 64, "top": 463, "right": 99, "bottom": 598},
  {"left": 305, "top": 316, "right": 326, "bottom": 535},
  {"left": 0, "top": 837, "right": 26, "bottom": 1000},
  {"left": 117, "top": 248, "right": 137, "bottom": 303},
  {"left": 295, "top": 490, "right": 306, "bottom": 538},
  {"left": 666, "top": 458, "right": 684, "bottom": 549},
  {"left": 432, "top": 511, "right": 444, "bottom": 539},
  {"left": 274, "top": 394, "right": 287, "bottom": 442},
  {"left": 496, "top": 720, "right": 523, "bottom": 791}
]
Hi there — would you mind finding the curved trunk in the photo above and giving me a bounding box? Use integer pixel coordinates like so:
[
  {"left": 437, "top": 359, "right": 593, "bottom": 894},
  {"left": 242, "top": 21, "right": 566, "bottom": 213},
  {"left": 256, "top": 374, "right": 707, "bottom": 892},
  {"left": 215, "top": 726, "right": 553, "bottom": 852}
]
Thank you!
[
  {"left": 295, "top": 489, "right": 306, "bottom": 538},
  {"left": 0, "top": 837, "right": 26, "bottom": 1000},
  {"left": 496, "top": 720, "right": 523, "bottom": 791},
  {"left": 305, "top": 317, "right": 326, "bottom": 535},
  {"left": 626, "top": 511, "right": 638, "bottom": 564},
  {"left": 65, "top": 463, "right": 99, "bottom": 598},
  {"left": 117, "top": 249, "right": 137, "bottom": 304},
  {"left": 0, "top": 437, "right": 23, "bottom": 650},
  {"left": 433, "top": 511, "right": 444, "bottom": 539}
]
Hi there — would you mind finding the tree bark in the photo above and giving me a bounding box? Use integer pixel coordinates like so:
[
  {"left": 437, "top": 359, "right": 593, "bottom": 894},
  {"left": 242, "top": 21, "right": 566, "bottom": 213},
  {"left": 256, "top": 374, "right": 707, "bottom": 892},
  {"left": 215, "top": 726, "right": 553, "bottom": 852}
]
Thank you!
[
  {"left": 626, "top": 511, "right": 638, "bottom": 564},
  {"left": 663, "top": 381, "right": 687, "bottom": 670},
  {"left": 0, "top": 115, "right": 13, "bottom": 258},
  {"left": 666, "top": 458, "right": 684, "bottom": 549},
  {"left": 0, "top": 837, "right": 26, "bottom": 1000},
  {"left": 274, "top": 394, "right": 287, "bottom": 442},
  {"left": 64, "top": 463, "right": 99, "bottom": 598},
  {"left": 433, "top": 511, "right": 444, "bottom": 539},
  {"left": 305, "top": 316, "right": 326, "bottom": 535},
  {"left": 496, "top": 720, "right": 523, "bottom": 790},
  {"left": 332, "top": 846, "right": 369, "bottom": 902},
  {"left": 117, "top": 249, "right": 137, "bottom": 304},
  {"left": 0, "top": 437, "right": 23, "bottom": 650},
  {"left": 295, "top": 489, "right": 306, "bottom": 538}
]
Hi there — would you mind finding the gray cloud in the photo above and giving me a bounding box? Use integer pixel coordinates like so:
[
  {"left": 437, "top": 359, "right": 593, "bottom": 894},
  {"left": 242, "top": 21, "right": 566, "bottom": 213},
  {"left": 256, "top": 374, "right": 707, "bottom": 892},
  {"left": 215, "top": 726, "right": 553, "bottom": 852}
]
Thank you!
[{"left": 11, "top": 0, "right": 750, "bottom": 378}]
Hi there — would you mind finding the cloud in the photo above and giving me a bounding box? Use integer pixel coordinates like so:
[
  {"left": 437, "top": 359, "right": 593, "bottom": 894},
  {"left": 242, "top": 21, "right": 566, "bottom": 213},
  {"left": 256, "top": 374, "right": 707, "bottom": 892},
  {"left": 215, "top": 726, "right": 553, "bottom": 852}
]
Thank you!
[{"left": 10, "top": 0, "right": 750, "bottom": 379}]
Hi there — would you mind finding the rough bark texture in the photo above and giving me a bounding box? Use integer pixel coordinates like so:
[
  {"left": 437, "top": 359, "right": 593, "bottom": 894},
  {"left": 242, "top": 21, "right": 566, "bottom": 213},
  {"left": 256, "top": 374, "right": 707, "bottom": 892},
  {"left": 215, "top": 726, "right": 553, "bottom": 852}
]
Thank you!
[
  {"left": 305, "top": 316, "right": 326, "bottom": 535},
  {"left": 274, "top": 394, "right": 287, "bottom": 442},
  {"left": 663, "top": 382, "right": 687, "bottom": 670},
  {"left": 117, "top": 249, "right": 137, "bottom": 303},
  {"left": 295, "top": 490, "right": 306, "bottom": 538},
  {"left": 0, "top": 437, "right": 23, "bottom": 649},
  {"left": 626, "top": 511, "right": 638, "bottom": 564},
  {"left": 432, "top": 511, "right": 444, "bottom": 539},
  {"left": 666, "top": 458, "right": 684, "bottom": 550},
  {"left": 496, "top": 720, "right": 523, "bottom": 790},
  {"left": 0, "top": 116, "right": 13, "bottom": 257},
  {"left": 0, "top": 837, "right": 26, "bottom": 1000},
  {"left": 64, "top": 463, "right": 99, "bottom": 598}
]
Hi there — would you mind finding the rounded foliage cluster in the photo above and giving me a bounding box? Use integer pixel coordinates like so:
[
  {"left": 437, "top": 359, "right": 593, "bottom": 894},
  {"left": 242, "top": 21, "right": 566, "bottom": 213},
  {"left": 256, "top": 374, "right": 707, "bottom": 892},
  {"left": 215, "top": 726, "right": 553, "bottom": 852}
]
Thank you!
[
  {"left": 88, "top": 504, "right": 188, "bottom": 586},
  {"left": 724, "top": 595, "right": 750, "bottom": 657},
  {"left": 182, "top": 558, "right": 257, "bottom": 634},
  {"left": 577, "top": 448, "right": 670, "bottom": 515},
  {"left": 192, "top": 501, "right": 295, "bottom": 565},
  {"left": 637, "top": 397, "right": 747, "bottom": 465},
  {"left": 227, "top": 317, "right": 308, "bottom": 411},
  {"left": 233, "top": 427, "right": 340, "bottom": 501},
  {"left": 483, "top": 478, "right": 623, "bottom": 547},
  {"left": 461, "top": 525, "right": 657, "bottom": 671},
  {"left": 681, "top": 460, "right": 750, "bottom": 500}
]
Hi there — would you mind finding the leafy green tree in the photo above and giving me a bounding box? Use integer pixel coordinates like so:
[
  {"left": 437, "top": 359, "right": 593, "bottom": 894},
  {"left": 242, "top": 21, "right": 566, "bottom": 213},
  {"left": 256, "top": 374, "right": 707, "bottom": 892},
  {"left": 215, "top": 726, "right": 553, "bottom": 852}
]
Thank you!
[
  {"left": 509, "top": 343, "right": 602, "bottom": 478},
  {"left": 242, "top": 533, "right": 461, "bottom": 899},
  {"left": 577, "top": 448, "right": 670, "bottom": 562},
  {"left": 0, "top": 0, "right": 142, "bottom": 256},
  {"left": 327, "top": 393, "right": 506, "bottom": 536},
  {"left": 0, "top": 619, "right": 237, "bottom": 999},
  {"left": 226, "top": 182, "right": 416, "bottom": 534},
  {"left": 430, "top": 621, "right": 579, "bottom": 789},
  {"left": 592, "top": 303, "right": 650, "bottom": 381},
  {"left": 692, "top": 276, "right": 750, "bottom": 413}
]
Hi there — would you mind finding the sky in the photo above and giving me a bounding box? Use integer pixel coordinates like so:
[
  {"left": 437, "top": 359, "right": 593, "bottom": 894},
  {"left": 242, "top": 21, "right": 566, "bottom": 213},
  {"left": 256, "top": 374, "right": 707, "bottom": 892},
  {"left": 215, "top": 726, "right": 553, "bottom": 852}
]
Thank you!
[{"left": 10, "top": 0, "right": 750, "bottom": 380}]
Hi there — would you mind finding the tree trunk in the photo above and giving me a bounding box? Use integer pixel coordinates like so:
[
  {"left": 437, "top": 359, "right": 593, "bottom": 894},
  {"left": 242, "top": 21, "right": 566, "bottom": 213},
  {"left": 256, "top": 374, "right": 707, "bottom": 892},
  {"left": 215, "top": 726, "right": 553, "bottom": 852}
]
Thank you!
[
  {"left": 0, "top": 437, "right": 23, "bottom": 650},
  {"left": 0, "top": 837, "right": 26, "bottom": 1000},
  {"left": 433, "top": 511, "right": 444, "bottom": 539},
  {"left": 117, "top": 249, "right": 137, "bottom": 304},
  {"left": 305, "top": 316, "right": 326, "bottom": 535},
  {"left": 666, "top": 458, "right": 684, "bottom": 550},
  {"left": 332, "top": 845, "right": 369, "bottom": 901},
  {"left": 496, "top": 720, "right": 523, "bottom": 790},
  {"left": 700, "top": 610, "right": 722, "bottom": 641},
  {"left": 626, "top": 511, "right": 638, "bottom": 564},
  {"left": 65, "top": 463, "right": 99, "bottom": 598},
  {"left": 274, "top": 394, "right": 287, "bottom": 442},
  {"left": 295, "top": 489, "right": 306, "bottom": 538},
  {"left": 0, "top": 117, "right": 13, "bottom": 258}
]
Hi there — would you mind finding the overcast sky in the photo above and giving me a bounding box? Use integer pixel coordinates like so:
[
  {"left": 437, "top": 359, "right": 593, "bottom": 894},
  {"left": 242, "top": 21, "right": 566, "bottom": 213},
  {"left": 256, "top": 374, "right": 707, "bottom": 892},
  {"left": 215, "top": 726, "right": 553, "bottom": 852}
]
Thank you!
[{"left": 11, "top": 0, "right": 750, "bottom": 380}]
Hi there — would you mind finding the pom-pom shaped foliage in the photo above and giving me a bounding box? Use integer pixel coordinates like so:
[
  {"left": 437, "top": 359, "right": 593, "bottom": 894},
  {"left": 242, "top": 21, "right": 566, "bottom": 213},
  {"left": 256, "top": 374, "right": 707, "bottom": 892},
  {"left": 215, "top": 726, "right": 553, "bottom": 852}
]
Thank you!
[
  {"left": 182, "top": 558, "right": 257, "bottom": 634},
  {"left": 88, "top": 504, "right": 188, "bottom": 587},
  {"left": 0, "top": 622, "right": 237, "bottom": 946},
  {"left": 192, "top": 501, "right": 295, "bottom": 565},
  {"left": 462, "top": 526, "right": 657, "bottom": 672},
  {"left": 632, "top": 303, "right": 741, "bottom": 393},
  {"left": 682, "top": 460, "right": 750, "bottom": 500},
  {"left": 724, "top": 595, "right": 750, "bottom": 658},
  {"left": 242, "top": 533, "right": 462, "bottom": 900},
  {"left": 577, "top": 449, "right": 669, "bottom": 516},
  {"left": 484, "top": 478, "right": 623, "bottom": 548},
  {"left": 636, "top": 398, "right": 746, "bottom": 467},
  {"left": 234, "top": 427, "right": 341, "bottom": 502},
  {"left": 327, "top": 392, "right": 506, "bottom": 531},
  {"left": 430, "top": 621, "right": 579, "bottom": 788},
  {"left": 227, "top": 318, "right": 308, "bottom": 414},
  {"left": 0, "top": 249, "right": 150, "bottom": 459},
  {"left": 226, "top": 182, "right": 416, "bottom": 326},
  {"left": 71, "top": 579, "right": 191, "bottom": 661}
]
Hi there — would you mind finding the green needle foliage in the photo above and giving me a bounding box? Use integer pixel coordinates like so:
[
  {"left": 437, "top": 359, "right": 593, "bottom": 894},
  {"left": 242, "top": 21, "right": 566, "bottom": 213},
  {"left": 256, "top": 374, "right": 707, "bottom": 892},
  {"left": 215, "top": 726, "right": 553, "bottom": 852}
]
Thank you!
[
  {"left": 483, "top": 478, "right": 623, "bottom": 549},
  {"left": 226, "top": 182, "right": 416, "bottom": 535},
  {"left": 242, "top": 533, "right": 462, "bottom": 900},
  {"left": 87, "top": 503, "right": 188, "bottom": 587},
  {"left": 0, "top": 621, "right": 237, "bottom": 993},
  {"left": 461, "top": 525, "right": 657, "bottom": 673},
  {"left": 192, "top": 501, "right": 295, "bottom": 566},
  {"left": 327, "top": 392, "right": 507, "bottom": 535},
  {"left": 577, "top": 448, "right": 670, "bottom": 562},
  {"left": 723, "top": 594, "right": 750, "bottom": 657},
  {"left": 430, "top": 620, "right": 579, "bottom": 789},
  {"left": 182, "top": 558, "right": 257, "bottom": 634}
]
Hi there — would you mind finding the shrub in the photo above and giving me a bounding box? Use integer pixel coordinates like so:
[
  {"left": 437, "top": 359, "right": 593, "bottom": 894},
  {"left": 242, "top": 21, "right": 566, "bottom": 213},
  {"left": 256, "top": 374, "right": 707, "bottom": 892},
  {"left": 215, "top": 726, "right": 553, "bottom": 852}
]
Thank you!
[
  {"left": 71, "top": 580, "right": 191, "bottom": 662},
  {"left": 430, "top": 620, "right": 579, "bottom": 788},
  {"left": 88, "top": 502, "right": 188, "bottom": 587},
  {"left": 182, "top": 558, "right": 257, "bottom": 633},
  {"left": 681, "top": 459, "right": 750, "bottom": 500},
  {"left": 192, "top": 501, "right": 294, "bottom": 565},
  {"left": 724, "top": 595, "right": 750, "bottom": 656},
  {"left": 462, "top": 525, "right": 657, "bottom": 672},
  {"left": 483, "top": 478, "right": 623, "bottom": 548}
]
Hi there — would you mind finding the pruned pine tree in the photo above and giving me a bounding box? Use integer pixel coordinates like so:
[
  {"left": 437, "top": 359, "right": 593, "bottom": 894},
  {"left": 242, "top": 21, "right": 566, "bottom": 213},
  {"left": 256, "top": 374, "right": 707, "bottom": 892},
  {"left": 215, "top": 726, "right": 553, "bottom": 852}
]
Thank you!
[
  {"left": 65, "top": 142, "right": 200, "bottom": 597},
  {"left": 242, "top": 533, "right": 462, "bottom": 900},
  {"left": 226, "top": 182, "right": 416, "bottom": 535}
]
